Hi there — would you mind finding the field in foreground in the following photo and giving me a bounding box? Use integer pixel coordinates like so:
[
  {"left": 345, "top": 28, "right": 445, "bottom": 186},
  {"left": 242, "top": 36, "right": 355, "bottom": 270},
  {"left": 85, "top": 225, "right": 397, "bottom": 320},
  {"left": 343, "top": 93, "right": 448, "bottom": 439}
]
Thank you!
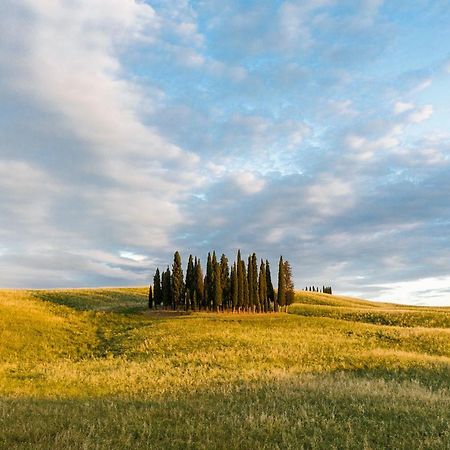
[{"left": 1, "top": 288, "right": 449, "bottom": 449}]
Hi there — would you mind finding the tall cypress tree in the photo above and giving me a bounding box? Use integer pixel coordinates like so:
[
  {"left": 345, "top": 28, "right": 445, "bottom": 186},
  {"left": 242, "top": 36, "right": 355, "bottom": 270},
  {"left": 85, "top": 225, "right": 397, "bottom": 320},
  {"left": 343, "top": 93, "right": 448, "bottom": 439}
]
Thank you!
[
  {"left": 242, "top": 260, "right": 249, "bottom": 311},
  {"left": 153, "top": 249, "right": 298, "bottom": 314},
  {"left": 206, "top": 252, "right": 214, "bottom": 310},
  {"left": 148, "top": 285, "right": 153, "bottom": 309},
  {"left": 252, "top": 253, "right": 259, "bottom": 312},
  {"left": 247, "top": 255, "right": 254, "bottom": 312},
  {"left": 172, "top": 251, "right": 184, "bottom": 310},
  {"left": 153, "top": 268, "right": 162, "bottom": 309},
  {"left": 213, "top": 259, "right": 222, "bottom": 312},
  {"left": 231, "top": 262, "right": 238, "bottom": 312},
  {"left": 248, "top": 253, "right": 258, "bottom": 312},
  {"left": 283, "top": 260, "right": 295, "bottom": 306},
  {"left": 220, "top": 254, "right": 230, "bottom": 310},
  {"left": 258, "top": 260, "right": 267, "bottom": 313},
  {"left": 194, "top": 258, "right": 204, "bottom": 309},
  {"left": 185, "top": 254, "right": 195, "bottom": 310},
  {"left": 266, "top": 260, "right": 275, "bottom": 305},
  {"left": 162, "top": 267, "right": 172, "bottom": 308},
  {"left": 237, "top": 250, "right": 243, "bottom": 311},
  {"left": 277, "top": 256, "right": 285, "bottom": 312}
]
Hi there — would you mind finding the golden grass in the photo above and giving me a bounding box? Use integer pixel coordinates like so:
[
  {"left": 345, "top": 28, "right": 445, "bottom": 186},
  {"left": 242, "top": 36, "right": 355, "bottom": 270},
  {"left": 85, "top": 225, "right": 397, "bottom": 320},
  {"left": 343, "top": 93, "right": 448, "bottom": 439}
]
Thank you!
[{"left": 1, "top": 287, "right": 449, "bottom": 448}]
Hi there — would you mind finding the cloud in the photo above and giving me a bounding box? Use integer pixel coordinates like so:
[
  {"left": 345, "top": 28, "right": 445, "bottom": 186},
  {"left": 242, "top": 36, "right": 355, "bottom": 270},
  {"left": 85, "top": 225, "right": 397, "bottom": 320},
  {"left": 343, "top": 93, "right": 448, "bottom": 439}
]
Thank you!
[
  {"left": 1, "top": 0, "right": 450, "bottom": 305},
  {"left": 329, "top": 99, "right": 357, "bottom": 117},
  {"left": 413, "top": 78, "right": 432, "bottom": 93},
  {"left": 394, "top": 101, "right": 414, "bottom": 114},
  {"left": 344, "top": 126, "right": 400, "bottom": 161},
  {"left": 407, "top": 104, "right": 433, "bottom": 123},
  {"left": 374, "top": 275, "right": 450, "bottom": 306},
  {"left": 306, "top": 177, "right": 355, "bottom": 215},
  {"left": 119, "top": 251, "right": 148, "bottom": 262},
  {"left": 233, "top": 171, "right": 266, "bottom": 194},
  {"left": 0, "top": 0, "right": 201, "bottom": 287}
]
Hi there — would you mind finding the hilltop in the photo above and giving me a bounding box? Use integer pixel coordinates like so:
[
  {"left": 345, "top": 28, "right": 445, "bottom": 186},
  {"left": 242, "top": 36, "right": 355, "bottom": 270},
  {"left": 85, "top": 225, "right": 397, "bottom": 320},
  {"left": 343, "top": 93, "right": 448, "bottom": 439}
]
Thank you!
[{"left": 1, "top": 287, "right": 449, "bottom": 449}]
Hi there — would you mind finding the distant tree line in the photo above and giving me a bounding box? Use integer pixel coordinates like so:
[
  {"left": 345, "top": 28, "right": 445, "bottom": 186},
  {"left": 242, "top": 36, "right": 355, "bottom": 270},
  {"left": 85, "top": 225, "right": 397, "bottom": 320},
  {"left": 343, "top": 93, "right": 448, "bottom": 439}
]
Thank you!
[
  {"left": 148, "top": 251, "right": 297, "bottom": 312},
  {"left": 304, "top": 286, "right": 333, "bottom": 294}
]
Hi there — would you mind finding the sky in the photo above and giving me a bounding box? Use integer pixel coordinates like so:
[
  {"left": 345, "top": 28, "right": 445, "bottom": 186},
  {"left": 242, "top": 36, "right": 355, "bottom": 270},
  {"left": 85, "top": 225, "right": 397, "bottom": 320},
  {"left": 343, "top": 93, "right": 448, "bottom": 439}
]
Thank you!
[{"left": 1, "top": 0, "right": 450, "bottom": 305}]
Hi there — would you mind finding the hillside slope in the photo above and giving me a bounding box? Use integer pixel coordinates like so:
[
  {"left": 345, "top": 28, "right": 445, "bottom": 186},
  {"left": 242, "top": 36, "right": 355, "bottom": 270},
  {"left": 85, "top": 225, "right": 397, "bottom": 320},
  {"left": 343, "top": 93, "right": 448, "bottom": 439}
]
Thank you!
[
  {"left": 1, "top": 288, "right": 449, "bottom": 449},
  {"left": 290, "top": 291, "right": 450, "bottom": 328}
]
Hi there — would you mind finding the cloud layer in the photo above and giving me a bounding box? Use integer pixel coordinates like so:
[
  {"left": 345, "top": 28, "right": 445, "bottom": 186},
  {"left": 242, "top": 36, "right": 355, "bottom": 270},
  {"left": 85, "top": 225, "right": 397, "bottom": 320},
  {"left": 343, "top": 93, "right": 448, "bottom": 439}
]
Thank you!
[{"left": 1, "top": 0, "right": 450, "bottom": 305}]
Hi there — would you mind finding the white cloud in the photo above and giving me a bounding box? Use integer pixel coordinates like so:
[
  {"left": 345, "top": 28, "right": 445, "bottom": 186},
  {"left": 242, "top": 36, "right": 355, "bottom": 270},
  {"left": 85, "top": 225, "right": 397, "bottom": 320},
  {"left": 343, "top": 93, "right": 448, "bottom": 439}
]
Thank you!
[
  {"left": 171, "top": 45, "right": 206, "bottom": 67},
  {"left": 0, "top": 0, "right": 202, "bottom": 287},
  {"left": 345, "top": 128, "right": 400, "bottom": 161},
  {"left": 306, "top": 177, "right": 354, "bottom": 215},
  {"left": 394, "top": 101, "right": 414, "bottom": 114},
  {"left": 346, "top": 134, "right": 366, "bottom": 150},
  {"left": 413, "top": 78, "right": 432, "bottom": 92},
  {"left": 0, "top": 160, "right": 60, "bottom": 228},
  {"left": 233, "top": 171, "right": 265, "bottom": 194},
  {"left": 407, "top": 104, "right": 433, "bottom": 123},
  {"left": 175, "top": 21, "right": 205, "bottom": 47},
  {"left": 417, "top": 147, "right": 446, "bottom": 165},
  {"left": 374, "top": 275, "right": 450, "bottom": 306},
  {"left": 119, "top": 251, "right": 148, "bottom": 262}
]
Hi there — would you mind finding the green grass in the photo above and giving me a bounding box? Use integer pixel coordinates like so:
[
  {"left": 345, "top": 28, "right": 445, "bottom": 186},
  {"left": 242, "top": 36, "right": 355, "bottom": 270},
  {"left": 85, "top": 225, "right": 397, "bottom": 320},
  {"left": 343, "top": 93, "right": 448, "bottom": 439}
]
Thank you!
[{"left": 1, "top": 288, "right": 449, "bottom": 449}]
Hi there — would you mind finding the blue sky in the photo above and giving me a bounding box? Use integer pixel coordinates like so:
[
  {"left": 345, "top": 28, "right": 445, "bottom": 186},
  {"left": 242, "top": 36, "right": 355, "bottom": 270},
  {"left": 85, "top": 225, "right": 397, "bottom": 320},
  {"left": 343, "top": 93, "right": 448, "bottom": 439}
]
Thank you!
[{"left": 1, "top": 0, "right": 450, "bottom": 305}]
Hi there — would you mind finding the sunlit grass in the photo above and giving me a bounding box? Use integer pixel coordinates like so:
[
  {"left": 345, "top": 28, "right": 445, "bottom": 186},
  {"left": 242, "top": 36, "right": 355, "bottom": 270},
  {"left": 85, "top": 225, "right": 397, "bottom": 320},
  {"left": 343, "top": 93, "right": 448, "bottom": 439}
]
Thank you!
[{"left": 1, "top": 287, "right": 449, "bottom": 448}]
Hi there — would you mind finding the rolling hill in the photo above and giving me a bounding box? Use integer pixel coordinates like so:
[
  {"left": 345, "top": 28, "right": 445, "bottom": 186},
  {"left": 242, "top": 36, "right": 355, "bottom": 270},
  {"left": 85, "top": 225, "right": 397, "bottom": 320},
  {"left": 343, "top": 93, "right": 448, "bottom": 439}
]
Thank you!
[{"left": 1, "top": 288, "right": 449, "bottom": 449}]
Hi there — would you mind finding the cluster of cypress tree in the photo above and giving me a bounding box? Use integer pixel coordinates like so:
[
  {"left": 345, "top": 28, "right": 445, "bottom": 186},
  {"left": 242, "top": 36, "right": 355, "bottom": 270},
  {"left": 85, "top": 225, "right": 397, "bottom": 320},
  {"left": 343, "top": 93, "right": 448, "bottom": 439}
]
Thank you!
[
  {"left": 303, "top": 286, "right": 333, "bottom": 294},
  {"left": 149, "top": 251, "right": 295, "bottom": 312}
]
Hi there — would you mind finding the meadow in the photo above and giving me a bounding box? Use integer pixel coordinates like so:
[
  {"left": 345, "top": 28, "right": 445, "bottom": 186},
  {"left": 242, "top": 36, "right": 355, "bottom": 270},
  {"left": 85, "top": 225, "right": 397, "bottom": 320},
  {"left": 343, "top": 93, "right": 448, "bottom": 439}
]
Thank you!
[{"left": 1, "top": 288, "right": 449, "bottom": 449}]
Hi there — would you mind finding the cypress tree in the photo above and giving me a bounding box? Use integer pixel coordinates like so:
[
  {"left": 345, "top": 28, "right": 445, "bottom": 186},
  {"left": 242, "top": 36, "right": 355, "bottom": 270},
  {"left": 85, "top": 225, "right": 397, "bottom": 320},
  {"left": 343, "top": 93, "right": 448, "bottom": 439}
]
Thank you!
[
  {"left": 185, "top": 254, "right": 195, "bottom": 310},
  {"left": 220, "top": 254, "right": 230, "bottom": 310},
  {"left": 265, "top": 260, "right": 275, "bottom": 305},
  {"left": 276, "top": 256, "right": 285, "bottom": 312},
  {"left": 203, "top": 275, "right": 208, "bottom": 308},
  {"left": 247, "top": 255, "right": 253, "bottom": 312},
  {"left": 231, "top": 262, "right": 238, "bottom": 312},
  {"left": 153, "top": 268, "right": 162, "bottom": 309},
  {"left": 284, "top": 260, "right": 295, "bottom": 306},
  {"left": 172, "top": 251, "right": 184, "bottom": 310},
  {"left": 206, "top": 252, "right": 214, "bottom": 310},
  {"left": 213, "top": 259, "right": 222, "bottom": 312},
  {"left": 237, "top": 250, "right": 243, "bottom": 312},
  {"left": 162, "top": 267, "right": 172, "bottom": 308},
  {"left": 194, "top": 258, "right": 204, "bottom": 309},
  {"left": 148, "top": 285, "right": 153, "bottom": 309},
  {"left": 242, "top": 260, "right": 249, "bottom": 311},
  {"left": 250, "top": 253, "right": 259, "bottom": 312},
  {"left": 153, "top": 249, "right": 298, "bottom": 314},
  {"left": 259, "top": 260, "right": 267, "bottom": 312}
]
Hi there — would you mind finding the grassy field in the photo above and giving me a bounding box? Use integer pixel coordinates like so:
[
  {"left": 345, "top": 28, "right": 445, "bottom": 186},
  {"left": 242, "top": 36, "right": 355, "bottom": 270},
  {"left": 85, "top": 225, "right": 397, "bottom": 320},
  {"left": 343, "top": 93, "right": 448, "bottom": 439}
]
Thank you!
[{"left": 1, "top": 288, "right": 449, "bottom": 449}]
